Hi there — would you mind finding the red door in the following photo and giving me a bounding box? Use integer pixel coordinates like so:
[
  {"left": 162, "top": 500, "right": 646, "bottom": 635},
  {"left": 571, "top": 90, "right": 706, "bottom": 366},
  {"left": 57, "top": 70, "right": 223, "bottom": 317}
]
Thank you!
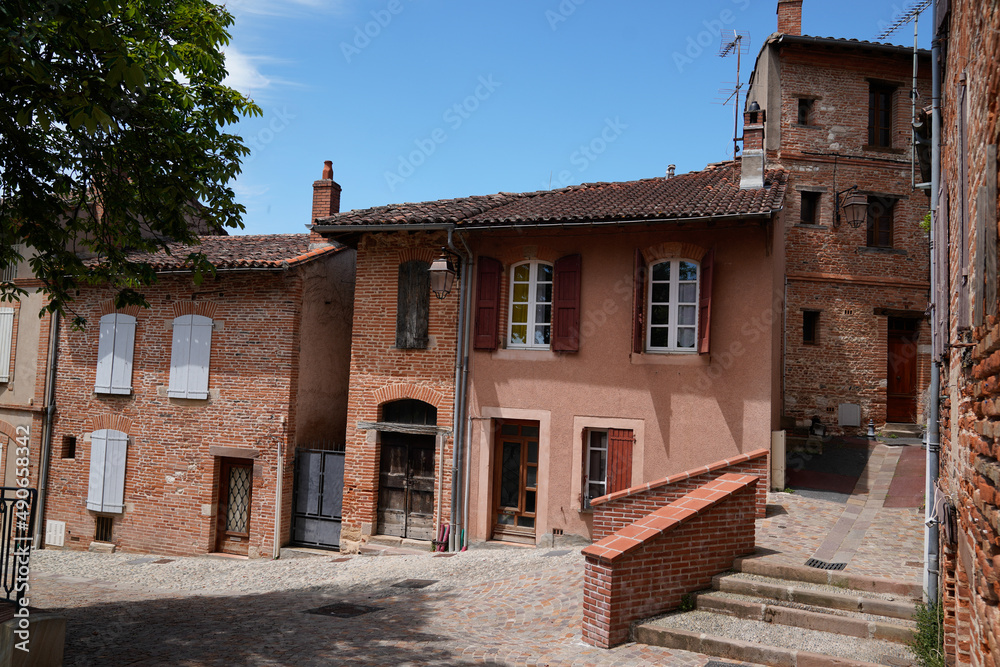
[{"left": 886, "top": 318, "right": 918, "bottom": 423}]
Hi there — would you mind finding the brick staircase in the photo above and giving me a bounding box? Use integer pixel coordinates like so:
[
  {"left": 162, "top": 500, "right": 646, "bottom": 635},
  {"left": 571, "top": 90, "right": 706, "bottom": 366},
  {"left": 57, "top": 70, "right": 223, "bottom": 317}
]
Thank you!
[{"left": 633, "top": 556, "right": 921, "bottom": 667}]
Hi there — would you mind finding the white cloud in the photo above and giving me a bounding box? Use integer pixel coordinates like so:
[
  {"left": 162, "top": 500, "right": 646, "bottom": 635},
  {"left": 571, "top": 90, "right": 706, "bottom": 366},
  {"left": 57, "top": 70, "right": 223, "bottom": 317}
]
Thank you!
[{"left": 221, "top": 46, "right": 273, "bottom": 95}]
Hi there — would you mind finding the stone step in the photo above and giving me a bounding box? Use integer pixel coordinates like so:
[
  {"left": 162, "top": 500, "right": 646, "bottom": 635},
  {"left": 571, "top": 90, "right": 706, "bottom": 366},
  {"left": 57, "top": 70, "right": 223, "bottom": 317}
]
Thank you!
[
  {"left": 732, "top": 556, "right": 923, "bottom": 599},
  {"left": 714, "top": 572, "right": 918, "bottom": 621},
  {"left": 693, "top": 590, "right": 916, "bottom": 644},
  {"left": 634, "top": 610, "right": 916, "bottom": 667},
  {"left": 879, "top": 422, "right": 923, "bottom": 438}
]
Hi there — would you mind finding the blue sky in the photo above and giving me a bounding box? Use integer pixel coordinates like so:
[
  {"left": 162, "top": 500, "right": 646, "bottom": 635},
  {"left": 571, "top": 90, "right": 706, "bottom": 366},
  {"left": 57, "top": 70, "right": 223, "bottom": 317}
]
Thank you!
[{"left": 221, "top": 0, "right": 933, "bottom": 236}]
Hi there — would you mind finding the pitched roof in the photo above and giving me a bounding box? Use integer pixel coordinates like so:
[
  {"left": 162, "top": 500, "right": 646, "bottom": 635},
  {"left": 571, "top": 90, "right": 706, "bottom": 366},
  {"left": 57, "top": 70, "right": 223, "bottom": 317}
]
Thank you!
[
  {"left": 314, "top": 161, "right": 787, "bottom": 230},
  {"left": 773, "top": 33, "right": 931, "bottom": 58},
  {"left": 92, "top": 234, "right": 344, "bottom": 272}
]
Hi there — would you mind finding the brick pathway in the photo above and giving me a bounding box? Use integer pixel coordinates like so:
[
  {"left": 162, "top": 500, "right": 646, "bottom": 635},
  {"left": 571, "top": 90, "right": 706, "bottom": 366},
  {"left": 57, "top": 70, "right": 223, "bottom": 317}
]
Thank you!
[{"left": 34, "top": 474, "right": 927, "bottom": 665}]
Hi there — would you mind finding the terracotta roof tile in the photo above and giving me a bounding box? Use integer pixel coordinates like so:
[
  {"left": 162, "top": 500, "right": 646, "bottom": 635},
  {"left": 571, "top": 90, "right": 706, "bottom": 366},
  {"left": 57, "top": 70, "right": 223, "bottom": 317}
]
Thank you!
[
  {"left": 87, "top": 234, "right": 345, "bottom": 272},
  {"left": 315, "top": 161, "right": 787, "bottom": 230}
]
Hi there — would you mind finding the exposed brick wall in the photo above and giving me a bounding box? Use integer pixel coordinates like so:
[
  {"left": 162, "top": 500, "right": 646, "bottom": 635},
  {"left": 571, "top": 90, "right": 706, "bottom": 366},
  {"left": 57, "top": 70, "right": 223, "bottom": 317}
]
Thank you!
[
  {"left": 938, "top": 1, "right": 1000, "bottom": 664},
  {"left": 581, "top": 474, "right": 758, "bottom": 648},
  {"left": 340, "top": 231, "right": 458, "bottom": 550},
  {"left": 44, "top": 255, "right": 349, "bottom": 558},
  {"left": 590, "top": 448, "right": 768, "bottom": 541},
  {"left": 749, "top": 40, "right": 933, "bottom": 433}
]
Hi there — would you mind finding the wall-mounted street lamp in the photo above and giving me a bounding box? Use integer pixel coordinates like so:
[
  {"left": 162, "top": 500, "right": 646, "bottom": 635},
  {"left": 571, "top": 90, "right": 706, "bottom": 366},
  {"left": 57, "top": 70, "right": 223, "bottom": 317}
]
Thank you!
[
  {"left": 834, "top": 185, "right": 868, "bottom": 229},
  {"left": 429, "top": 247, "right": 460, "bottom": 299}
]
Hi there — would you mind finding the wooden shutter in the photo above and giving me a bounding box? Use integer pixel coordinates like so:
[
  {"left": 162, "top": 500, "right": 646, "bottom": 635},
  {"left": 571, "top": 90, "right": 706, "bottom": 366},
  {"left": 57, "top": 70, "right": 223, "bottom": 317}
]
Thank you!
[
  {"left": 87, "top": 429, "right": 128, "bottom": 513},
  {"left": 169, "top": 314, "right": 212, "bottom": 399},
  {"left": 935, "top": 187, "right": 950, "bottom": 360},
  {"left": 987, "top": 144, "right": 998, "bottom": 318},
  {"left": 473, "top": 256, "right": 501, "bottom": 351},
  {"left": 86, "top": 430, "right": 107, "bottom": 511},
  {"left": 551, "top": 254, "right": 582, "bottom": 352},
  {"left": 959, "top": 85, "right": 970, "bottom": 329},
  {"left": 974, "top": 187, "right": 987, "bottom": 328},
  {"left": 607, "top": 428, "right": 634, "bottom": 494},
  {"left": 0, "top": 308, "right": 12, "bottom": 383},
  {"left": 96, "top": 313, "right": 136, "bottom": 395},
  {"left": 395, "top": 260, "right": 429, "bottom": 349},
  {"left": 698, "top": 248, "right": 715, "bottom": 354},
  {"left": 632, "top": 249, "right": 646, "bottom": 354}
]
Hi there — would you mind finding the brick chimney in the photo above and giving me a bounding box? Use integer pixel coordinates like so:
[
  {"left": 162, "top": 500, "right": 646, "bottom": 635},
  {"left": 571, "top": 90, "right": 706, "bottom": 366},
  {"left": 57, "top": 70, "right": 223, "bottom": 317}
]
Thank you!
[
  {"left": 776, "top": 0, "right": 802, "bottom": 35},
  {"left": 739, "top": 104, "right": 766, "bottom": 190},
  {"left": 310, "top": 160, "right": 341, "bottom": 245}
]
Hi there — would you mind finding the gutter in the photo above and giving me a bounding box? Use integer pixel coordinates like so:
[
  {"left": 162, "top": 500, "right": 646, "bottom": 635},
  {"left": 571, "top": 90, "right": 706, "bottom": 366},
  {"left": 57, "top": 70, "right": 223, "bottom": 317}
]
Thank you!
[
  {"left": 33, "top": 310, "right": 59, "bottom": 548},
  {"left": 448, "top": 230, "right": 473, "bottom": 551}
]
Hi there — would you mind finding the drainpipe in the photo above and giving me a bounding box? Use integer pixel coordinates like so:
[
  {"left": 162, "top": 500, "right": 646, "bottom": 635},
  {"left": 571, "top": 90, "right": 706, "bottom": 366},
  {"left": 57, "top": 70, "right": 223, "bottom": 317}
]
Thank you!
[
  {"left": 924, "top": 22, "right": 941, "bottom": 604},
  {"left": 448, "top": 230, "right": 472, "bottom": 551},
  {"left": 33, "top": 310, "right": 60, "bottom": 548},
  {"left": 273, "top": 415, "right": 286, "bottom": 559}
]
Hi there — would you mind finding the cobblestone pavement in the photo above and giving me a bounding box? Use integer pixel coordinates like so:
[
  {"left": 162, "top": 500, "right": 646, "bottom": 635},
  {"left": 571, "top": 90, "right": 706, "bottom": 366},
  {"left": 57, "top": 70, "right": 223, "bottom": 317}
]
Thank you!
[{"left": 34, "top": 483, "right": 926, "bottom": 666}]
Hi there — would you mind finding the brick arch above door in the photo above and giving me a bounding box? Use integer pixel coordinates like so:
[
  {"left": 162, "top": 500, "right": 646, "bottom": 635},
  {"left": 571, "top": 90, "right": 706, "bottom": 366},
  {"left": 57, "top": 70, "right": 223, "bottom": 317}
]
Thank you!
[
  {"left": 371, "top": 383, "right": 446, "bottom": 412},
  {"left": 0, "top": 420, "right": 17, "bottom": 444},
  {"left": 89, "top": 414, "right": 135, "bottom": 436}
]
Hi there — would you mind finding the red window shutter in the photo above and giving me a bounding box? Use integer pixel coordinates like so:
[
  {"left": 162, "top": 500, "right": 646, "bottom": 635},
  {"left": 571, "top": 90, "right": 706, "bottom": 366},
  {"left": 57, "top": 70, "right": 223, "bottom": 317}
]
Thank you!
[
  {"left": 552, "top": 253, "right": 582, "bottom": 352},
  {"left": 473, "top": 256, "right": 501, "bottom": 351},
  {"left": 607, "top": 429, "right": 633, "bottom": 494},
  {"left": 632, "top": 249, "right": 646, "bottom": 354},
  {"left": 698, "top": 248, "right": 715, "bottom": 355}
]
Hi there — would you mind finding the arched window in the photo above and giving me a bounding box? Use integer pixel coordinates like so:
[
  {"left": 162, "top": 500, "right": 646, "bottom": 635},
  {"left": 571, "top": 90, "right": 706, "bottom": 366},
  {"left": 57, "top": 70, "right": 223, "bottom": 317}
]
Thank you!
[
  {"left": 381, "top": 399, "right": 437, "bottom": 426},
  {"left": 508, "top": 260, "right": 553, "bottom": 348},
  {"left": 647, "top": 259, "right": 700, "bottom": 352}
]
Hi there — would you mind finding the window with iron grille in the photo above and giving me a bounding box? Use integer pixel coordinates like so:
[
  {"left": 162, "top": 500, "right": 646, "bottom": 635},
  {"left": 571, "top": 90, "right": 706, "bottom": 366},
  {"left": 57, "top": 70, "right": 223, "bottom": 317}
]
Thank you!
[{"left": 95, "top": 516, "right": 113, "bottom": 542}]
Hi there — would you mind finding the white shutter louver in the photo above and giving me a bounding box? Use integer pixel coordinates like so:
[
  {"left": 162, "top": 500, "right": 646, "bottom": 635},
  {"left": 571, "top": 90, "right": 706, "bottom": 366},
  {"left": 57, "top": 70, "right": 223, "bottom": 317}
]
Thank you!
[
  {"left": 168, "top": 314, "right": 213, "bottom": 399},
  {"left": 86, "top": 429, "right": 128, "bottom": 514},
  {"left": 95, "top": 313, "right": 136, "bottom": 394},
  {"left": 0, "top": 308, "right": 13, "bottom": 383}
]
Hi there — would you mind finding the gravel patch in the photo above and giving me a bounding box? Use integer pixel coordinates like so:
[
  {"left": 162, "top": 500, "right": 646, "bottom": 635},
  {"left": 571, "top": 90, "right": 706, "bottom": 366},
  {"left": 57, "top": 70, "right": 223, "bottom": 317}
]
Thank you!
[
  {"left": 29, "top": 546, "right": 585, "bottom": 598},
  {"left": 646, "top": 610, "right": 915, "bottom": 665}
]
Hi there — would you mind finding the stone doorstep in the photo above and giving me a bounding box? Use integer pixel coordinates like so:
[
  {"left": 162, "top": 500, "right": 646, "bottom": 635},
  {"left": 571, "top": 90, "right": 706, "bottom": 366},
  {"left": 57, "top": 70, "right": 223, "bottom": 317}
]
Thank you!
[
  {"left": 632, "top": 624, "right": 892, "bottom": 667},
  {"left": 693, "top": 593, "right": 916, "bottom": 644},
  {"left": 733, "top": 556, "right": 923, "bottom": 599},
  {"left": 712, "top": 574, "right": 917, "bottom": 621}
]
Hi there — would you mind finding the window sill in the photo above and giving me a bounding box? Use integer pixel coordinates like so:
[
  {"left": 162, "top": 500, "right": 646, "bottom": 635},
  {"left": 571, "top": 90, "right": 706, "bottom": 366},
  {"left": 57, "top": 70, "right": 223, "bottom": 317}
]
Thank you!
[
  {"left": 794, "top": 223, "right": 828, "bottom": 230},
  {"left": 630, "top": 352, "right": 708, "bottom": 366},
  {"left": 791, "top": 123, "right": 822, "bottom": 130},
  {"left": 94, "top": 388, "right": 133, "bottom": 397},
  {"left": 491, "top": 348, "right": 560, "bottom": 361},
  {"left": 857, "top": 246, "right": 907, "bottom": 256},
  {"left": 158, "top": 386, "right": 219, "bottom": 401}
]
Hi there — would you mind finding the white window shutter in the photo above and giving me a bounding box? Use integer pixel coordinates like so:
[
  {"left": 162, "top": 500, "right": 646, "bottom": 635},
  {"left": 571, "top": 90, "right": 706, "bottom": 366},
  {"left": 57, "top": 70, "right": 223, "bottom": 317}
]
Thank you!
[
  {"left": 87, "top": 430, "right": 108, "bottom": 511},
  {"left": 102, "top": 431, "right": 128, "bottom": 513},
  {"left": 168, "top": 314, "right": 212, "bottom": 399},
  {"left": 0, "top": 308, "right": 13, "bottom": 383},
  {"left": 109, "top": 315, "right": 136, "bottom": 394}
]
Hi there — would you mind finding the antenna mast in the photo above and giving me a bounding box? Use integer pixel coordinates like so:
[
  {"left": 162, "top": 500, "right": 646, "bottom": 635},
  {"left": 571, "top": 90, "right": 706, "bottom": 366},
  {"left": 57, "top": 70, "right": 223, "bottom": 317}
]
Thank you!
[
  {"left": 718, "top": 30, "right": 751, "bottom": 160},
  {"left": 877, "top": 0, "right": 931, "bottom": 188}
]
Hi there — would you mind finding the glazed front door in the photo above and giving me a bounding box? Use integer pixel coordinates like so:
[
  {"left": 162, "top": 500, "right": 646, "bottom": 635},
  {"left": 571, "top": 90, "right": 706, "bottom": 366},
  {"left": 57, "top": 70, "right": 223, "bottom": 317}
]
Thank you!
[
  {"left": 886, "top": 318, "right": 918, "bottom": 423},
  {"left": 491, "top": 420, "right": 539, "bottom": 544},
  {"left": 377, "top": 433, "right": 435, "bottom": 540},
  {"left": 216, "top": 458, "right": 253, "bottom": 556}
]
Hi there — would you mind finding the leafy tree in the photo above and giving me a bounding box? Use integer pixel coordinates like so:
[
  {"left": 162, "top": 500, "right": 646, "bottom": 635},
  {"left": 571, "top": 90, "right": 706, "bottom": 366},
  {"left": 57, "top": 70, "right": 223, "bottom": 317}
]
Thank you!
[{"left": 0, "top": 0, "right": 261, "bottom": 323}]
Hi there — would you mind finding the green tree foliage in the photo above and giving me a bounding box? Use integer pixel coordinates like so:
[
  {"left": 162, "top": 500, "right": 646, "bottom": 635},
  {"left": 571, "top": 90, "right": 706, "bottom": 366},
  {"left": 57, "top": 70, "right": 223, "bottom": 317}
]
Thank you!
[{"left": 0, "top": 0, "right": 261, "bottom": 323}]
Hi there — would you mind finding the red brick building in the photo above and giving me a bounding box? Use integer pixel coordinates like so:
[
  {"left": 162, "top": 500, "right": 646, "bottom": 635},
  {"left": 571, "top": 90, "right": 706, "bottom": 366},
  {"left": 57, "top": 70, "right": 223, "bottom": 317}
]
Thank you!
[
  {"left": 935, "top": 0, "right": 1000, "bottom": 663},
  {"left": 745, "top": 0, "right": 932, "bottom": 433},
  {"left": 314, "top": 161, "right": 786, "bottom": 551},
  {"left": 41, "top": 235, "right": 354, "bottom": 557}
]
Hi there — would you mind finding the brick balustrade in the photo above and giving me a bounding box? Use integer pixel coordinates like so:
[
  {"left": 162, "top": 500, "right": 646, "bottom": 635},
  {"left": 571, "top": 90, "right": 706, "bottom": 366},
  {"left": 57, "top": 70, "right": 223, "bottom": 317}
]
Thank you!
[
  {"left": 581, "top": 473, "right": 759, "bottom": 648},
  {"left": 589, "top": 448, "right": 768, "bottom": 541}
]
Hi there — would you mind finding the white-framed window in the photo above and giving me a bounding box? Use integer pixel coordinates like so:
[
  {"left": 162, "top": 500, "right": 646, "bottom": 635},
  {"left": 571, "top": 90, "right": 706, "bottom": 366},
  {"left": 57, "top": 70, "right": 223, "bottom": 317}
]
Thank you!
[
  {"left": 94, "top": 313, "right": 136, "bottom": 395},
  {"left": 0, "top": 307, "right": 13, "bottom": 383},
  {"left": 87, "top": 429, "right": 128, "bottom": 513},
  {"left": 168, "top": 314, "right": 213, "bottom": 399},
  {"left": 508, "top": 260, "right": 553, "bottom": 348},
  {"left": 584, "top": 430, "right": 608, "bottom": 508},
  {"left": 647, "top": 259, "right": 700, "bottom": 352}
]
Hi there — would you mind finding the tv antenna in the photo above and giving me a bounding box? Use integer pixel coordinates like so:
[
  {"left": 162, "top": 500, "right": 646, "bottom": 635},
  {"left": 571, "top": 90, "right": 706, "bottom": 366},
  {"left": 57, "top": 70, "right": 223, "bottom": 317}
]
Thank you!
[
  {"left": 876, "top": 0, "right": 930, "bottom": 188},
  {"left": 717, "top": 30, "right": 751, "bottom": 160}
]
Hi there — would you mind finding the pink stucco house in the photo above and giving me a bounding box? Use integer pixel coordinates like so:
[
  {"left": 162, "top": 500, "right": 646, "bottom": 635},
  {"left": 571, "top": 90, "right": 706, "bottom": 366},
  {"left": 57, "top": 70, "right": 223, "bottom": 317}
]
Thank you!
[{"left": 313, "top": 159, "right": 787, "bottom": 551}]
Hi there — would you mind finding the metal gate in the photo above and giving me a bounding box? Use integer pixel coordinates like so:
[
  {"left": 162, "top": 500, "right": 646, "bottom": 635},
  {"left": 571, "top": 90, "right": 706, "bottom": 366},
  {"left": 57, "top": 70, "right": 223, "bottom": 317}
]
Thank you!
[
  {"left": 1, "top": 487, "right": 36, "bottom": 609},
  {"left": 291, "top": 447, "right": 344, "bottom": 550}
]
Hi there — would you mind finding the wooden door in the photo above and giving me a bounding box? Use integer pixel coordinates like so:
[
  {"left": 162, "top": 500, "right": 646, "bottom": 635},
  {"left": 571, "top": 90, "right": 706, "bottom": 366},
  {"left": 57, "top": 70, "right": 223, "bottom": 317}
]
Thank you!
[
  {"left": 886, "top": 318, "right": 918, "bottom": 423},
  {"left": 491, "top": 420, "right": 539, "bottom": 544},
  {"left": 216, "top": 458, "right": 253, "bottom": 555},
  {"left": 376, "top": 433, "right": 435, "bottom": 540}
]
